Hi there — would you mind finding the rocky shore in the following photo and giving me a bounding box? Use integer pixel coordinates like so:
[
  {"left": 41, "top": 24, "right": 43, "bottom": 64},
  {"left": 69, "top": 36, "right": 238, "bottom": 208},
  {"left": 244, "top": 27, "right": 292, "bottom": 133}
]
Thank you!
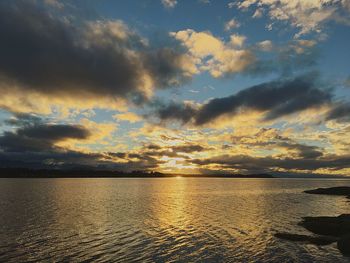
[
  {"left": 304, "top": 186, "right": 350, "bottom": 199},
  {"left": 275, "top": 186, "right": 350, "bottom": 257}
]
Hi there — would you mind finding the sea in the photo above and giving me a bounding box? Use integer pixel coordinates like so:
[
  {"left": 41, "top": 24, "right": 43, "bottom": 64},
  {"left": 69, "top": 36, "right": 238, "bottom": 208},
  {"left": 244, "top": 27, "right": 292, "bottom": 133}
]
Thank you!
[{"left": 1, "top": 178, "right": 350, "bottom": 262}]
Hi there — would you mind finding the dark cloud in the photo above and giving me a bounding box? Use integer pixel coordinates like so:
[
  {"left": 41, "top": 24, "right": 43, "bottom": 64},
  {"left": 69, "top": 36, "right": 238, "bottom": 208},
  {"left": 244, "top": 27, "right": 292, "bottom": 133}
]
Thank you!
[
  {"left": 106, "top": 143, "right": 207, "bottom": 165},
  {"left": 191, "top": 154, "right": 350, "bottom": 173},
  {"left": 277, "top": 142, "right": 323, "bottom": 159},
  {"left": 0, "top": 151, "right": 104, "bottom": 169},
  {"left": 0, "top": 114, "right": 114, "bottom": 168},
  {"left": 171, "top": 144, "right": 205, "bottom": 153},
  {"left": 143, "top": 47, "right": 193, "bottom": 88},
  {"left": 18, "top": 124, "right": 89, "bottom": 141},
  {"left": 0, "top": 0, "right": 193, "bottom": 106},
  {"left": 0, "top": 115, "right": 163, "bottom": 170},
  {"left": 154, "top": 101, "right": 198, "bottom": 124},
  {"left": 196, "top": 72, "right": 331, "bottom": 124},
  {"left": 0, "top": 123, "right": 90, "bottom": 152},
  {"left": 4, "top": 113, "right": 42, "bottom": 126},
  {"left": 0, "top": 113, "right": 101, "bottom": 167},
  {"left": 104, "top": 152, "right": 165, "bottom": 171},
  {"left": 325, "top": 103, "right": 350, "bottom": 123},
  {"left": 106, "top": 152, "right": 127, "bottom": 159},
  {"left": 108, "top": 152, "right": 163, "bottom": 166},
  {"left": 0, "top": 150, "right": 162, "bottom": 171},
  {"left": 145, "top": 144, "right": 162, "bottom": 150},
  {"left": 153, "top": 72, "right": 332, "bottom": 125},
  {"left": 144, "top": 144, "right": 206, "bottom": 159},
  {"left": 230, "top": 128, "right": 323, "bottom": 159},
  {"left": 143, "top": 143, "right": 206, "bottom": 154}
]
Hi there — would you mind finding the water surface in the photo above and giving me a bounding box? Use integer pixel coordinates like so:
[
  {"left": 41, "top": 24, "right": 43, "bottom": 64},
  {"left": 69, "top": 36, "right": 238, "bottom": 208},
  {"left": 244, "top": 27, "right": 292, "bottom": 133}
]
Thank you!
[{"left": 1, "top": 178, "right": 350, "bottom": 262}]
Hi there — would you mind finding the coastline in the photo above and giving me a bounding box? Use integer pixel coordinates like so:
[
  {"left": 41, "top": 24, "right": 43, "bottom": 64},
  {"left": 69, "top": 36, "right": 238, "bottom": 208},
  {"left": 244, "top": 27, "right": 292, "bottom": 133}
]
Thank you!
[{"left": 0, "top": 168, "right": 274, "bottom": 179}]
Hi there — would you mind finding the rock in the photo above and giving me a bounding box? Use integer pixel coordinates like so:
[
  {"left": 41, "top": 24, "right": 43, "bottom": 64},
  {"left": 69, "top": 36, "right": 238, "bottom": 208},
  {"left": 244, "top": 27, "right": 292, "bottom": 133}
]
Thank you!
[
  {"left": 299, "top": 214, "right": 350, "bottom": 237},
  {"left": 275, "top": 232, "right": 336, "bottom": 245},
  {"left": 338, "top": 235, "right": 350, "bottom": 257},
  {"left": 280, "top": 187, "right": 350, "bottom": 257},
  {"left": 304, "top": 187, "right": 350, "bottom": 198}
]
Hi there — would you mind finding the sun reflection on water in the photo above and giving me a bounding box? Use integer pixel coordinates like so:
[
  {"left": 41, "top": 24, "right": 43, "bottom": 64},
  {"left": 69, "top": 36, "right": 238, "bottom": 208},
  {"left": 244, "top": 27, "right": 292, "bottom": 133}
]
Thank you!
[{"left": 1, "top": 178, "right": 350, "bottom": 262}]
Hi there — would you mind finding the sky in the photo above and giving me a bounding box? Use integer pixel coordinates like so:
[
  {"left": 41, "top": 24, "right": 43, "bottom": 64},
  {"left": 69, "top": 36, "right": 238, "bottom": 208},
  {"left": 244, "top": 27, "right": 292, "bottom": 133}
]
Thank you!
[{"left": 0, "top": 0, "right": 350, "bottom": 176}]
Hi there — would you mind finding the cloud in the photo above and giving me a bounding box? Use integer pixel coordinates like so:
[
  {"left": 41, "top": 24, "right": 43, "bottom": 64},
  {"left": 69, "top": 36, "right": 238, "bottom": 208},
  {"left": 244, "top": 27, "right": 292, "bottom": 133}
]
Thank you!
[
  {"left": 1, "top": 114, "right": 116, "bottom": 156},
  {"left": 113, "top": 112, "right": 142, "bottom": 123},
  {"left": 280, "top": 142, "right": 323, "bottom": 159},
  {"left": 230, "top": 34, "right": 247, "bottom": 47},
  {"left": 171, "top": 144, "right": 205, "bottom": 153},
  {"left": 153, "top": 72, "right": 332, "bottom": 126},
  {"left": 228, "top": 2, "right": 235, "bottom": 8},
  {"left": 198, "top": 72, "right": 331, "bottom": 125},
  {"left": 190, "top": 153, "right": 350, "bottom": 173},
  {"left": 248, "top": 39, "right": 319, "bottom": 76},
  {"left": 153, "top": 101, "right": 198, "bottom": 124},
  {"left": 236, "top": 0, "right": 350, "bottom": 37},
  {"left": 252, "top": 8, "right": 263, "bottom": 18},
  {"left": 230, "top": 127, "right": 324, "bottom": 159},
  {"left": 0, "top": 1, "right": 195, "bottom": 113},
  {"left": 256, "top": 40, "right": 273, "bottom": 51},
  {"left": 0, "top": 148, "right": 162, "bottom": 171},
  {"left": 171, "top": 29, "right": 318, "bottom": 78},
  {"left": 325, "top": 103, "right": 350, "bottom": 123},
  {"left": 104, "top": 142, "right": 210, "bottom": 172},
  {"left": 224, "top": 19, "right": 241, "bottom": 31},
  {"left": 0, "top": 114, "right": 162, "bottom": 170},
  {"left": 0, "top": 122, "right": 90, "bottom": 152},
  {"left": 4, "top": 113, "right": 43, "bottom": 127},
  {"left": 0, "top": 151, "right": 104, "bottom": 169},
  {"left": 162, "top": 0, "right": 177, "bottom": 8},
  {"left": 171, "top": 29, "right": 255, "bottom": 77}
]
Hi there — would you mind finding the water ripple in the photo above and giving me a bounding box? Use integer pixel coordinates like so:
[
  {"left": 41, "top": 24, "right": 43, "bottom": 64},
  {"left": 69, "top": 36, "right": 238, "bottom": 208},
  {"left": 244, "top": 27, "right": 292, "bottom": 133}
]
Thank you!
[{"left": 1, "top": 178, "right": 350, "bottom": 262}]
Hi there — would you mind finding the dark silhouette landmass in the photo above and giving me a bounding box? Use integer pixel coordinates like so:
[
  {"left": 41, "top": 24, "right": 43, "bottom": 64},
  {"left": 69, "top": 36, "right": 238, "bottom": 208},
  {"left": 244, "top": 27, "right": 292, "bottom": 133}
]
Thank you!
[
  {"left": 275, "top": 187, "right": 350, "bottom": 257},
  {"left": 304, "top": 186, "right": 350, "bottom": 199},
  {"left": 300, "top": 214, "right": 350, "bottom": 237},
  {"left": 276, "top": 215, "right": 350, "bottom": 256},
  {"left": 0, "top": 168, "right": 274, "bottom": 178}
]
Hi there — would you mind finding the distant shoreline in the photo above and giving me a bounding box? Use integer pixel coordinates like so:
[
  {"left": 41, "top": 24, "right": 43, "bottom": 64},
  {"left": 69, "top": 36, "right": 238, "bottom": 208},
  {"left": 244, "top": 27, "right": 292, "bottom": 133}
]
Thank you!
[
  {"left": 0, "top": 168, "right": 275, "bottom": 179},
  {"left": 1, "top": 168, "right": 349, "bottom": 179}
]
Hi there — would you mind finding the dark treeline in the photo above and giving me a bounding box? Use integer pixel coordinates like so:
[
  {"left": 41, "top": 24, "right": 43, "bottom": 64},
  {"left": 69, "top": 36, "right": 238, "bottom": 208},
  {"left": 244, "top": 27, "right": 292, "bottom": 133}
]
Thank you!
[{"left": 0, "top": 168, "right": 274, "bottom": 178}]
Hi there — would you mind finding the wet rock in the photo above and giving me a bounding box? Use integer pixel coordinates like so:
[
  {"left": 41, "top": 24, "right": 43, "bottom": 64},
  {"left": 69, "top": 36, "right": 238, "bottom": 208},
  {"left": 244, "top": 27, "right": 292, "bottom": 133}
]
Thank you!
[
  {"left": 338, "top": 235, "right": 350, "bottom": 257},
  {"left": 279, "top": 187, "right": 350, "bottom": 257},
  {"left": 275, "top": 232, "right": 336, "bottom": 245},
  {"left": 304, "top": 187, "right": 350, "bottom": 198},
  {"left": 299, "top": 214, "right": 350, "bottom": 237}
]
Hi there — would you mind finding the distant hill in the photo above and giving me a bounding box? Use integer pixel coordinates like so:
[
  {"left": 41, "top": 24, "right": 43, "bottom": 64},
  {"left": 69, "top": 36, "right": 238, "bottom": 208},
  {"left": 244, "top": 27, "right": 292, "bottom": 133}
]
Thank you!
[{"left": 0, "top": 168, "right": 274, "bottom": 178}]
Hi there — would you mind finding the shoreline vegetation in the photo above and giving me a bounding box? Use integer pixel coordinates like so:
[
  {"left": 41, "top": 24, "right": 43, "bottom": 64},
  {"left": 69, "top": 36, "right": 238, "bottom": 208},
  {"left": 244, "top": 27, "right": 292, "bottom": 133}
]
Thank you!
[
  {"left": 0, "top": 168, "right": 274, "bottom": 178},
  {"left": 275, "top": 186, "right": 350, "bottom": 257}
]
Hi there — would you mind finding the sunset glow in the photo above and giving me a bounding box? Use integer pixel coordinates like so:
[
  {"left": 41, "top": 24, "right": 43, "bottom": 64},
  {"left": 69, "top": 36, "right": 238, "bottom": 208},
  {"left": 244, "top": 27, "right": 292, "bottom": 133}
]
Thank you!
[
  {"left": 2, "top": 1, "right": 350, "bottom": 262},
  {"left": 0, "top": 0, "right": 349, "bottom": 177}
]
